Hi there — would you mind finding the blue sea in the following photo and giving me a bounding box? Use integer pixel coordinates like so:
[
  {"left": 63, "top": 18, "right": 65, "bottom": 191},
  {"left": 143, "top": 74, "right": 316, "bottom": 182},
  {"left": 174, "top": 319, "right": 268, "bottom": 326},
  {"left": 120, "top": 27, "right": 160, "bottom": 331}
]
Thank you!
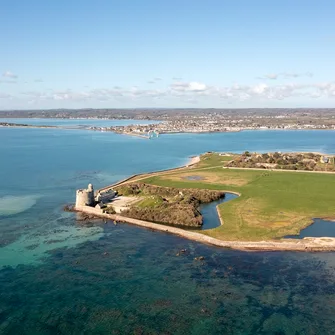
[{"left": 1, "top": 120, "right": 335, "bottom": 334}]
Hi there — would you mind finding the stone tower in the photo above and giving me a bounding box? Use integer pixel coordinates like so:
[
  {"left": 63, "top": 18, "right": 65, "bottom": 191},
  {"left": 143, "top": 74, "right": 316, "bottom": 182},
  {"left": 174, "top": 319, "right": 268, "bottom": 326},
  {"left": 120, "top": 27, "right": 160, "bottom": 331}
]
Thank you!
[{"left": 75, "top": 183, "right": 95, "bottom": 208}]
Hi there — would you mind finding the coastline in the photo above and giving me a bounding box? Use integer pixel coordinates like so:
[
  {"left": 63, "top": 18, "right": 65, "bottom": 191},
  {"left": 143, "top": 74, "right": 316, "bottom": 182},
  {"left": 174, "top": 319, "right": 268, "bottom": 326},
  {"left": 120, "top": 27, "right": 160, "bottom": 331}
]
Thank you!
[
  {"left": 2, "top": 122, "right": 335, "bottom": 144},
  {"left": 187, "top": 155, "right": 200, "bottom": 166},
  {"left": 97, "top": 155, "right": 201, "bottom": 194},
  {"left": 120, "top": 131, "right": 150, "bottom": 139},
  {"left": 75, "top": 205, "right": 335, "bottom": 252}
]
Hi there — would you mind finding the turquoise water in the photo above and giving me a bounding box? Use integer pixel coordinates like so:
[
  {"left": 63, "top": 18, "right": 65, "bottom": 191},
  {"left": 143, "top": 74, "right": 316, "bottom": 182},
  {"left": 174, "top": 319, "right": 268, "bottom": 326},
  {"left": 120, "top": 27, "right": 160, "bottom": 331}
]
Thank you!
[{"left": 1, "top": 126, "right": 335, "bottom": 333}]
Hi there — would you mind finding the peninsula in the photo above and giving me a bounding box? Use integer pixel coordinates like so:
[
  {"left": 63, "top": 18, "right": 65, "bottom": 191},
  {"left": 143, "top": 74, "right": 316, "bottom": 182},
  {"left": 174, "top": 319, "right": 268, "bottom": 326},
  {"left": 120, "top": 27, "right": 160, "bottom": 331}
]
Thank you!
[{"left": 74, "top": 152, "right": 335, "bottom": 251}]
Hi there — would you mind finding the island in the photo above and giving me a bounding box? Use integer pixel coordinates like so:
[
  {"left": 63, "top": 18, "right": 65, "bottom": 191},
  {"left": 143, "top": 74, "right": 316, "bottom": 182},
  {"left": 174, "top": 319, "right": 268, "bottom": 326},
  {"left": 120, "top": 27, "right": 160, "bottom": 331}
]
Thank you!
[{"left": 73, "top": 152, "right": 335, "bottom": 252}]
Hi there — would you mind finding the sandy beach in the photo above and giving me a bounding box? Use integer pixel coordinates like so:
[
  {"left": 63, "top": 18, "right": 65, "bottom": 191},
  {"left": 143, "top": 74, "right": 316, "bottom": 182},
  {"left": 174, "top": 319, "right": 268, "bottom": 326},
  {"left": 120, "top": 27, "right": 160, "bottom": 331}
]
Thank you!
[{"left": 187, "top": 155, "right": 200, "bottom": 166}]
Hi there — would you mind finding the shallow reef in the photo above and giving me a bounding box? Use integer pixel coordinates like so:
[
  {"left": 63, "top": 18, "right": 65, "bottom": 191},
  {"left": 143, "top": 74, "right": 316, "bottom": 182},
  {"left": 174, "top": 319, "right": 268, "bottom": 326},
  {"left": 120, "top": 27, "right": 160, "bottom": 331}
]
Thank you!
[{"left": 1, "top": 221, "right": 335, "bottom": 334}]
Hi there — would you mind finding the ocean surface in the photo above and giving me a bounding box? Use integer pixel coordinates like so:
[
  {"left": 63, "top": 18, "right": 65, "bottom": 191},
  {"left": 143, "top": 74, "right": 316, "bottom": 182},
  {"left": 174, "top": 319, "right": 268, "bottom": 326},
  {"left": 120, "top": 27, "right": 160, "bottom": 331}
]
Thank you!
[{"left": 1, "top": 120, "right": 335, "bottom": 334}]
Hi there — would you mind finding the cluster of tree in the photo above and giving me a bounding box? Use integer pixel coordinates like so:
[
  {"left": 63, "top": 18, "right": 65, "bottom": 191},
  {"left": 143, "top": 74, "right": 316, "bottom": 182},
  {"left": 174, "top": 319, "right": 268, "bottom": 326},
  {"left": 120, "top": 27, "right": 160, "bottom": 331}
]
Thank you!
[
  {"left": 103, "top": 205, "right": 116, "bottom": 214},
  {"left": 121, "top": 203, "right": 202, "bottom": 227},
  {"left": 115, "top": 183, "right": 225, "bottom": 203},
  {"left": 115, "top": 183, "right": 225, "bottom": 227},
  {"left": 227, "top": 152, "right": 334, "bottom": 171}
]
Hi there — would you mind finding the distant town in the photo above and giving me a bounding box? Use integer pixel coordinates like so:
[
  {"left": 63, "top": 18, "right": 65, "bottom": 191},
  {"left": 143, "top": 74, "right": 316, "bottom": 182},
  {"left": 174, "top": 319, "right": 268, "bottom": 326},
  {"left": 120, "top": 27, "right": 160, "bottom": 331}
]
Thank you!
[{"left": 1, "top": 108, "right": 335, "bottom": 137}]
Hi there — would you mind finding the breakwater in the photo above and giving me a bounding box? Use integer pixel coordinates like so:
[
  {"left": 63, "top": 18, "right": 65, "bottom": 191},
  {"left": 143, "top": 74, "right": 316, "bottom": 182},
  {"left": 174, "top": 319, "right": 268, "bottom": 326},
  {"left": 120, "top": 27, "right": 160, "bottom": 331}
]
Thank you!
[{"left": 75, "top": 205, "right": 335, "bottom": 252}]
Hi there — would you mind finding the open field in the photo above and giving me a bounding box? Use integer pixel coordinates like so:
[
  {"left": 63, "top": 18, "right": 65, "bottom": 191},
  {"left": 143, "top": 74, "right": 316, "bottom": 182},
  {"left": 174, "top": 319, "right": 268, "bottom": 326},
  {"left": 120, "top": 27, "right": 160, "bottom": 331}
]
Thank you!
[{"left": 139, "top": 153, "right": 335, "bottom": 241}]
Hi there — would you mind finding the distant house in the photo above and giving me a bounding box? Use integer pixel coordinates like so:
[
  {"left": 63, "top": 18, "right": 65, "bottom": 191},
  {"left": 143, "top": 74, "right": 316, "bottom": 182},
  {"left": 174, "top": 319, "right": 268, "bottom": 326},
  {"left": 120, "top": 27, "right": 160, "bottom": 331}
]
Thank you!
[
  {"left": 95, "top": 203, "right": 106, "bottom": 209},
  {"left": 320, "top": 156, "right": 330, "bottom": 164}
]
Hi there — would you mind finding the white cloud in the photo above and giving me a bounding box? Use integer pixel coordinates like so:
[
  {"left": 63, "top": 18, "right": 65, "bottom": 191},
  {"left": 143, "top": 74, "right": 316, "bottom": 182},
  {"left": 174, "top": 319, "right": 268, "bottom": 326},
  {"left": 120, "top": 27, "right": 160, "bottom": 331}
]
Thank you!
[
  {"left": 2, "top": 71, "right": 18, "bottom": 79},
  {"left": 317, "top": 82, "right": 335, "bottom": 96},
  {"left": 52, "top": 90, "right": 92, "bottom": 101},
  {"left": 34, "top": 79, "right": 44, "bottom": 83},
  {"left": 284, "top": 72, "right": 313, "bottom": 78},
  {"left": 189, "top": 82, "right": 207, "bottom": 91},
  {"left": 264, "top": 74, "right": 278, "bottom": 80},
  {"left": 250, "top": 83, "right": 268, "bottom": 94},
  {"left": 147, "top": 77, "right": 162, "bottom": 84},
  {"left": 259, "top": 72, "right": 313, "bottom": 80},
  {"left": 170, "top": 81, "right": 208, "bottom": 92},
  {"left": 0, "top": 79, "right": 332, "bottom": 108}
]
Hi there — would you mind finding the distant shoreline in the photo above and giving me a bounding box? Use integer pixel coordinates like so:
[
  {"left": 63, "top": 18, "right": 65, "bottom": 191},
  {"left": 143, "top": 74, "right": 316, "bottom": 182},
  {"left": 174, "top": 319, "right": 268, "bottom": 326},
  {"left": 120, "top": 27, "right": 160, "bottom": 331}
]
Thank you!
[{"left": 2, "top": 122, "right": 335, "bottom": 140}]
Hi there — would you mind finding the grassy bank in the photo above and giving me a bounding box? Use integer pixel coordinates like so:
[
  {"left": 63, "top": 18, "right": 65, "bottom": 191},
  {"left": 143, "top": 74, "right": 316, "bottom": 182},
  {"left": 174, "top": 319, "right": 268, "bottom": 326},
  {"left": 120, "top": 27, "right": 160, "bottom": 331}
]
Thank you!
[{"left": 139, "top": 153, "right": 335, "bottom": 241}]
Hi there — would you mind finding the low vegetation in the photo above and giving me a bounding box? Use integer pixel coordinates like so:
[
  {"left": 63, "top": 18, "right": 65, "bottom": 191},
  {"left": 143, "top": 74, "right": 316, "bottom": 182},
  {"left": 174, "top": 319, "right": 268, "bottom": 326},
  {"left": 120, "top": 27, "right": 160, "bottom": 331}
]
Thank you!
[
  {"left": 115, "top": 183, "right": 225, "bottom": 227},
  {"left": 226, "top": 151, "right": 335, "bottom": 171},
  {"left": 103, "top": 205, "right": 116, "bottom": 214},
  {"left": 115, "top": 183, "right": 225, "bottom": 203}
]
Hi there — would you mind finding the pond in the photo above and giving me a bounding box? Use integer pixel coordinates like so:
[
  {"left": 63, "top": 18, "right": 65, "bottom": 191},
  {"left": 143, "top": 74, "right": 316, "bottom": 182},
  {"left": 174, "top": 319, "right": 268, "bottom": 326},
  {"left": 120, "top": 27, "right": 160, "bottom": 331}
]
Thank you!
[
  {"left": 184, "top": 175, "right": 205, "bottom": 181},
  {"left": 200, "top": 193, "right": 238, "bottom": 230},
  {"left": 286, "top": 218, "right": 335, "bottom": 239}
]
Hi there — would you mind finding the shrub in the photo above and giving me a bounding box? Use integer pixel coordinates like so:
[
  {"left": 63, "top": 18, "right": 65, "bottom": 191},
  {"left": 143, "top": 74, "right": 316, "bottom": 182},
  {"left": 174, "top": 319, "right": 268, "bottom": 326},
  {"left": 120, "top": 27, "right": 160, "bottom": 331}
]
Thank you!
[{"left": 103, "top": 205, "right": 116, "bottom": 214}]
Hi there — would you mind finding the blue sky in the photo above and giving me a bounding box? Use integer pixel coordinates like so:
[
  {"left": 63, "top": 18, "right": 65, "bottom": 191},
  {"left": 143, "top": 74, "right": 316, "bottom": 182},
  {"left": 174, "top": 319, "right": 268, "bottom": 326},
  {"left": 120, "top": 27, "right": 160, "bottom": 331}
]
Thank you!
[{"left": 0, "top": 0, "right": 334, "bottom": 109}]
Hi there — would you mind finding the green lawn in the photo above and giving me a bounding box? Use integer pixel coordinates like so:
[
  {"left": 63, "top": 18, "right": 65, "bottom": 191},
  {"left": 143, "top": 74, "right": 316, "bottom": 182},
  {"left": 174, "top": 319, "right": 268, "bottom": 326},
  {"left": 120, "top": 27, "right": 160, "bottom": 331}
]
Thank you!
[
  {"left": 197, "top": 152, "right": 235, "bottom": 167},
  {"left": 135, "top": 195, "right": 164, "bottom": 208},
  {"left": 140, "top": 155, "right": 335, "bottom": 241}
]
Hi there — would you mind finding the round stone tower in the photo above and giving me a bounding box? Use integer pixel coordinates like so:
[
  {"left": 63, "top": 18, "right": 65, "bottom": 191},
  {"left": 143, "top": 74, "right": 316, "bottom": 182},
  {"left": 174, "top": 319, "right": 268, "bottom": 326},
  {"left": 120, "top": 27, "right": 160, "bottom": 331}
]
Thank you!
[{"left": 75, "top": 183, "right": 95, "bottom": 207}]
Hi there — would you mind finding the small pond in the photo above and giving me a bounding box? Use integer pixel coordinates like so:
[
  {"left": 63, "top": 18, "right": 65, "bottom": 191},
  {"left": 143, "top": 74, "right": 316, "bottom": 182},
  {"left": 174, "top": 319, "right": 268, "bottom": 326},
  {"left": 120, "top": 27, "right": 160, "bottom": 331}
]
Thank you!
[
  {"left": 285, "top": 218, "right": 335, "bottom": 239},
  {"left": 184, "top": 175, "right": 205, "bottom": 181},
  {"left": 200, "top": 193, "right": 238, "bottom": 230}
]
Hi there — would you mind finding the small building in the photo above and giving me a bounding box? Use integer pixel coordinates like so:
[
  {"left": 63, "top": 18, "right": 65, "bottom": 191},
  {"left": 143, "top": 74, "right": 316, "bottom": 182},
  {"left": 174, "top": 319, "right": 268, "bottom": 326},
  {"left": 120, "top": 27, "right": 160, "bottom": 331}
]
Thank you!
[
  {"left": 95, "top": 189, "right": 117, "bottom": 203},
  {"left": 95, "top": 203, "right": 106, "bottom": 210}
]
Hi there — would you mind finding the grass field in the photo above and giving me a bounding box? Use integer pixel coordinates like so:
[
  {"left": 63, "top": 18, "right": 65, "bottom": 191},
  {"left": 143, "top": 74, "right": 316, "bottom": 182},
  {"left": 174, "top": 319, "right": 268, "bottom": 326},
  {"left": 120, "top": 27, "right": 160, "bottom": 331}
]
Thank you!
[
  {"left": 135, "top": 196, "right": 164, "bottom": 208},
  {"left": 139, "top": 153, "right": 335, "bottom": 241}
]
